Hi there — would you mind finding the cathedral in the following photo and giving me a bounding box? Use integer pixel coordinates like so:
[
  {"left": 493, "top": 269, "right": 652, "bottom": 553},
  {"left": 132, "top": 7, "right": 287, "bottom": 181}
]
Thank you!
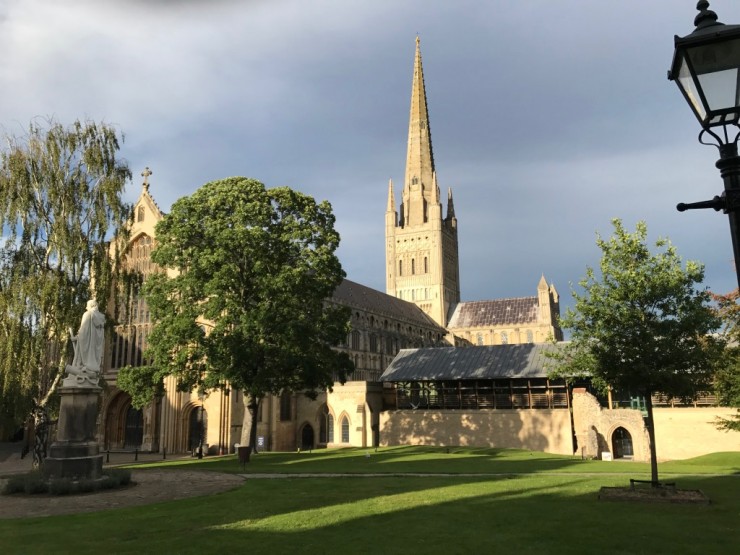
[
  {"left": 99, "top": 38, "right": 563, "bottom": 456},
  {"left": 97, "top": 39, "right": 739, "bottom": 462}
]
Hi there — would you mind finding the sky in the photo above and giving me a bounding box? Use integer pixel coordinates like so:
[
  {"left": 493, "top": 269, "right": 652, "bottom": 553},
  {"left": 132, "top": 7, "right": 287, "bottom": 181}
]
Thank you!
[{"left": 2, "top": 0, "right": 740, "bottom": 322}]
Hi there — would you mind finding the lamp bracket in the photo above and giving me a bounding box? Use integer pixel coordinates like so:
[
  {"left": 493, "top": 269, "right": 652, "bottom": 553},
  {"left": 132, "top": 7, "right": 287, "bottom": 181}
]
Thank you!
[
  {"left": 699, "top": 126, "right": 740, "bottom": 152},
  {"left": 677, "top": 189, "right": 740, "bottom": 213}
]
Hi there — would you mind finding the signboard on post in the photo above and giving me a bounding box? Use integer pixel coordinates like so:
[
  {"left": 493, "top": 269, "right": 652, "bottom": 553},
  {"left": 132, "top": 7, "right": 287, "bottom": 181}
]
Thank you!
[{"left": 257, "top": 436, "right": 265, "bottom": 449}]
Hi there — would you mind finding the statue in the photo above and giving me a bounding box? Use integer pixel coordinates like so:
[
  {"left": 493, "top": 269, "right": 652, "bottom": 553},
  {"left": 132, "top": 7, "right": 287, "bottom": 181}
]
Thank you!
[{"left": 63, "top": 299, "right": 106, "bottom": 387}]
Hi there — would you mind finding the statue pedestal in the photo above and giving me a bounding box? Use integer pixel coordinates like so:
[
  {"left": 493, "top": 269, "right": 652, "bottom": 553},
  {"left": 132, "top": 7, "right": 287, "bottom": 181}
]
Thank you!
[{"left": 43, "top": 385, "right": 103, "bottom": 480}]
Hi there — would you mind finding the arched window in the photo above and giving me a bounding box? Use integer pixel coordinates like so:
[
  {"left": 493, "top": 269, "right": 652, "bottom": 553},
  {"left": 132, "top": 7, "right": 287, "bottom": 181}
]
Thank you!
[
  {"left": 351, "top": 330, "right": 361, "bottom": 350},
  {"left": 411, "top": 259, "right": 415, "bottom": 275},
  {"left": 319, "top": 404, "right": 334, "bottom": 444},
  {"left": 341, "top": 416, "right": 350, "bottom": 443},
  {"left": 399, "top": 260, "right": 403, "bottom": 276},
  {"left": 137, "top": 206, "right": 145, "bottom": 222},
  {"left": 280, "top": 391, "right": 292, "bottom": 421},
  {"left": 424, "top": 257, "right": 428, "bottom": 273}
]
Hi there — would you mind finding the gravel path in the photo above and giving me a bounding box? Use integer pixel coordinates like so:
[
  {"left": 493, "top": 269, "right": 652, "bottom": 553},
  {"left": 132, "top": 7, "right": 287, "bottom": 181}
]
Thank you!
[{"left": 0, "top": 470, "right": 245, "bottom": 520}]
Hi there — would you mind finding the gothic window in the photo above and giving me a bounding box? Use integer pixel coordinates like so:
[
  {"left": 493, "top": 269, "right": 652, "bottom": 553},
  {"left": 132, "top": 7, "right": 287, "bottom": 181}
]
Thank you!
[
  {"left": 351, "top": 330, "right": 361, "bottom": 350},
  {"left": 501, "top": 332, "right": 509, "bottom": 345},
  {"left": 476, "top": 333, "right": 484, "bottom": 346},
  {"left": 399, "top": 260, "right": 403, "bottom": 276},
  {"left": 369, "top": 334, "right": 378, "bottom": 353},
  {"left": 279, "top": 391, "right": 292, "bottom": 421},
  {"left": 424, "top": 257, "right": 428, "bottom": 273},
  {"left": 319, "top": 404, "right": 334, "bottom": 444},
  {"left": 341, "top": 416, "right": 350, "bottom": 443},
  {"left": 411, "top": 259, "right": 415, "bottom": 275},
  {"left": 137, "top": 206, "right": 145, "bottom": 222}
]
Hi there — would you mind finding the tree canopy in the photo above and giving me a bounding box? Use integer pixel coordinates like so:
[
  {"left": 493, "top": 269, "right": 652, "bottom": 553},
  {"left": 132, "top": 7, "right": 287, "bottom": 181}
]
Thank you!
[
  {"left": 118, "top": 177, "right": 353, "bottom": 449},
  {"left": 550, "top": 219, "right": 723, "bottom": 482},
  {"left": 711, "top": 290, "right": 740, "bottom": 432},
  {"left": 0, "top": 118, "right": 131, "bottom": 455}
]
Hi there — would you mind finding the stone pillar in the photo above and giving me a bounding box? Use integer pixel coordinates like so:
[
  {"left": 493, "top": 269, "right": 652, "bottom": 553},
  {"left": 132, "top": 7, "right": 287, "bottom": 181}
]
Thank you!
[
  {"left": 43, "top": 386, "right": 103, "bottom": 480},
  {"left": 571, "top": 388, "right": 601, "bottom": 459}
]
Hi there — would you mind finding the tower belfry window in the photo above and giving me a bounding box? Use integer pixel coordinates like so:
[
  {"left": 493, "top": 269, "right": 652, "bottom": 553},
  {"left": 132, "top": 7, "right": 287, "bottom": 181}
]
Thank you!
[
  {"left": 411, "top": 259, "right": 415, "bottom": 275},
  {"left": 399, "top": 260, "right": 403, "bottom": 276}
]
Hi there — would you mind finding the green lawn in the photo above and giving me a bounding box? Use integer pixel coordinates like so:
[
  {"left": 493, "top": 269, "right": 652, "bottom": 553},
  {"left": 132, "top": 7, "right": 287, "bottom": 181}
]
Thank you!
[{"left": 2, "top": 448, "right": 739, "bottom": 555}]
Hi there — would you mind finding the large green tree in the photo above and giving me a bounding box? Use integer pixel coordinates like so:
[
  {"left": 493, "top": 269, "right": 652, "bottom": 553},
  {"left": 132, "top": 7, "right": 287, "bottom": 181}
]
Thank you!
[
  {"left": 0, "top": 119, "right": 131, "bottom": 465},
  {"left": 550, "top": 219, "right": 723, "bottom": 484},
  {"left": 711, "top": 290, "right": 740, "bottom": 432},
  {"left": 118, "top": 177, "right": 353, "bottom": 452}
]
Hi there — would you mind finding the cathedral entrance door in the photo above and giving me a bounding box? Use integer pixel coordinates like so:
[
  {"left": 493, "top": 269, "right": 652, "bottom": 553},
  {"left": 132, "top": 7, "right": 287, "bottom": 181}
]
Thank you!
[{"left": 301, "top": 424, "right": 314, "bottom": 450}]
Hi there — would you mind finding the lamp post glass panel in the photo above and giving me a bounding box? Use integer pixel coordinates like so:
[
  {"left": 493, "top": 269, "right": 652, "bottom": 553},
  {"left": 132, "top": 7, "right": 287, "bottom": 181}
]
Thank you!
[{"left": 670, "top": 1, "right": 740, "bottom": 287}]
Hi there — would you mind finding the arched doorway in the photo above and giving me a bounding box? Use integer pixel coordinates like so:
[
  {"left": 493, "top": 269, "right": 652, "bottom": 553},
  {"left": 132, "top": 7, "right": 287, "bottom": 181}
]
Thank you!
[
  {"left": 612, "top": 427, "right": 633, "bottom": 459},
  {"left": 301, "top": 424, "right": 314, "bottom": 450},
  {"left": 188, "top": 406, "right": 207, "bottom": 453},
  {"left": 124, "top": 406, "right": 143, "bottom": 449}
]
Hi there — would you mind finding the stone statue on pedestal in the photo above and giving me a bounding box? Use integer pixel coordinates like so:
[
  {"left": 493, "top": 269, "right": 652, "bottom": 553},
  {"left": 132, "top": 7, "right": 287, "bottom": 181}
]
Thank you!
[
  {"left": 44, "top": 299, "right": 106, "bottom": 480},
  {"left": 64, "top": 299, "right": 105, "bottom": 387}
]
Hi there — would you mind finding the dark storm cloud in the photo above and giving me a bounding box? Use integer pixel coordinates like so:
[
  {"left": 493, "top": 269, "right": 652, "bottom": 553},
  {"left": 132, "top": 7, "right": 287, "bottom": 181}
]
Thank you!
[{"left": 2, "top": 0, "right": 739, "bottom": 318}]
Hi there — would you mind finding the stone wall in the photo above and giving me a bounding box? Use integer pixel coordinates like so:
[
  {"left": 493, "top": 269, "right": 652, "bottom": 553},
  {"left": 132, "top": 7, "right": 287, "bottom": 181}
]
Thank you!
[
  {"left": 378, "top": 408, "right": 573, "bottom": 455},
  {"left": 653, "top": 407, "right": 739, "bottom": 460},
  {"left": 572, "top": 388, "right": 739, "bottom": 461}
]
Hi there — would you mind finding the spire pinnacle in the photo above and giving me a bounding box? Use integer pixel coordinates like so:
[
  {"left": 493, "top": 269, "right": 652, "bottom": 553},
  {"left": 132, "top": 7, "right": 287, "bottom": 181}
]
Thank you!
[
  {"left": 387, "top": 178, "right": 396, "bottom": 212},
  {"left": 404, "top": 36, "right": 435, "bottom": 199},
  {"left": 446, "top": 187, "right": 455, "bottom": 219}
]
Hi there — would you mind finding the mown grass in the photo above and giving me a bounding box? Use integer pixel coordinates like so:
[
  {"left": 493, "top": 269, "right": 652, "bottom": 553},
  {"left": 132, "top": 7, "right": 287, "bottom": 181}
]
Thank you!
[
  {"left": 132, "top": 445, "right": 740, "bottom": 477},
  {"left": 1, "top": 448, "right": 738, "bottom": 555}
]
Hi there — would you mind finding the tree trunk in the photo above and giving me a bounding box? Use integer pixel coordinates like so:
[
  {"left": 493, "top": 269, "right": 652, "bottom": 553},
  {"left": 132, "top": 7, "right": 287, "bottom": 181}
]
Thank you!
[
  {"left": 644, "top": 389, "right": 660, "bottom": 486},
  {"left": 243, "top": 395, "right": 261, "bottom": 454},
  {"left": 31, "top": 406, "right": 49, "bottom": 469}
]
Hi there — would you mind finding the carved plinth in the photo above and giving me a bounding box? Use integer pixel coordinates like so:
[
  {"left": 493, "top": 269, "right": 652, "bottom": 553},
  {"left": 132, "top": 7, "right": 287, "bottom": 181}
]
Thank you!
[{"left": 43, "top": 385, "right": 103, "bottom": 480}]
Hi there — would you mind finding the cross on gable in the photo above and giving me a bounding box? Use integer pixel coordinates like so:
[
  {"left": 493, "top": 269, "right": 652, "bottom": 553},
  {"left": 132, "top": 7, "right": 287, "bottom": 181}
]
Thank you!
[{"left": 141, "top": 167, "right": 152, "bottom": 190}]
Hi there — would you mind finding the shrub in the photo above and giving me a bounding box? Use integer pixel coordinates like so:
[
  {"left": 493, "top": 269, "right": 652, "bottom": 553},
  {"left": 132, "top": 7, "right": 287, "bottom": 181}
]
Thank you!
[
  {"left": 2, "top": 475, "right": 28, "bottom": 495},
  {"left": 23, "top": 473, "right": 48, "bottom": 495},
  {"left": 106, "top": 468, "right": 132, "bottom": 486},
  {"left": 48, "top": 479, "right": 73, "bottom": 496}
]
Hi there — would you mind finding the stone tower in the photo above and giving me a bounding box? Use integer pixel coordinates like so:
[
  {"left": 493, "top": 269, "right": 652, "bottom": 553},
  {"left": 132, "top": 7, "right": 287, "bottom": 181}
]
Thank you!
[{"left": 386, "top": 37, "right": 460, "bottom": 328}]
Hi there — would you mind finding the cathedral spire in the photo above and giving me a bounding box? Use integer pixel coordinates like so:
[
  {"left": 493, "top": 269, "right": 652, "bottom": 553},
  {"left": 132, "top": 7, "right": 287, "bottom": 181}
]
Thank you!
[
  {"left": 403, "top": 37, "right": 435, "bottom": 208},
  {"left": 387, "top": 178, "right": 396, "bottom": 212}
]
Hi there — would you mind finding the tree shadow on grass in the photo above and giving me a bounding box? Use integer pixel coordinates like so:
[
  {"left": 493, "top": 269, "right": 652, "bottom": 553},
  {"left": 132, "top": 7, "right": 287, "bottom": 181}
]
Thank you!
[{"left": 2, "top": 473, "right": 738, "bottom": 554}]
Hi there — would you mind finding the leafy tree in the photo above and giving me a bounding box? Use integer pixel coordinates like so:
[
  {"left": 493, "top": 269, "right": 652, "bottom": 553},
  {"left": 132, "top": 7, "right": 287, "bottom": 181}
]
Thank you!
[
  {"left": 118, "top": 177, "right": 353, "bottom": 452},
  {"left": 0, "top": 119, "right": 131, "bottom": 465},
  {"left": 711, "top": 290, "right": 740, "bottom": 431},
  {"left": 550, "top": 219, "right": 723, "bottom": 484}
]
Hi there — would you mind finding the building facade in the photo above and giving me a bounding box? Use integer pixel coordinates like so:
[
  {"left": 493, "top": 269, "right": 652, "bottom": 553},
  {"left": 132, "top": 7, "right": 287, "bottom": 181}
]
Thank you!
[{"left": 92, "top": 39, "right": 737, "bottom": 462}]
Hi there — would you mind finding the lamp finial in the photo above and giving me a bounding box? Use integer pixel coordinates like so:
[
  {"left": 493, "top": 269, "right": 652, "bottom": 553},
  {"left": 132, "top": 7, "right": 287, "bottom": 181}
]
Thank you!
[{"left": 695, "top": 1, "right": 719, "bottom": 29}]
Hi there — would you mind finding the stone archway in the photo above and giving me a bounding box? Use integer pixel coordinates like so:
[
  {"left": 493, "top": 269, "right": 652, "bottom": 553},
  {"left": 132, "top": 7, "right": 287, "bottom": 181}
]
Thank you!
[
  {"left": 103, "top": 391, "right": 133, "bottom": 449},
  {"left": 123, "top": 406, "right": 144, "bottom": 449},
  {"left": 612, "top": 426, "right": 634, "bottom": 459},
  {"left": 301, "top": 424, "right": 315, "bottom": 450},
  {"left": 188, "top": 406, "right": 207, "bottom": 453}
]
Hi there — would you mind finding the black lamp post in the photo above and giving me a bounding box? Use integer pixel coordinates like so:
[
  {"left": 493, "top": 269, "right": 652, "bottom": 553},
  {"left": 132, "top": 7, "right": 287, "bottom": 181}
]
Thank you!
[
  {"left": 669, "top": 1, "right": 740, "bottom": 287},
  {"left": 197, "top": 388, "right": 205, "bottom": 459}
]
